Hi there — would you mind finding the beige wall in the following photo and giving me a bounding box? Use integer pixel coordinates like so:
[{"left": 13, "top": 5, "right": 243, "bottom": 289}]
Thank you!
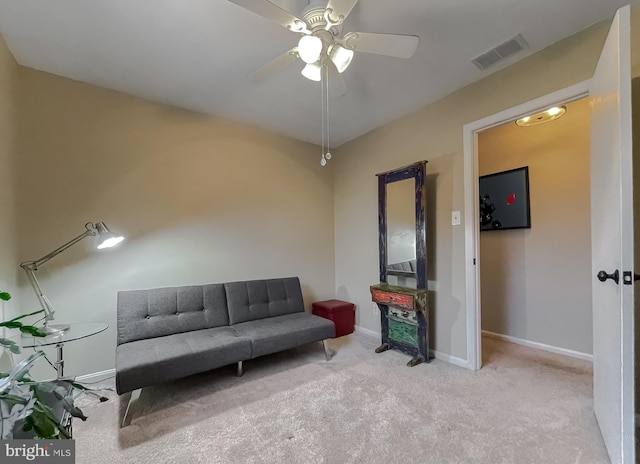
[
  {"left": 13, "top": 68, "right": 336, "bottom": 377},
  {"left": 333, "top": 21, "right": 609, "bottom": 361},
  {"left": 478, "top": 98, "right": 591, "bottom": 354},
  {"left": 0, "top": 33, "right": 16, "bottom": 294},
  {"left": 0, "top": 33, "right": 17, "bottom": 369}
]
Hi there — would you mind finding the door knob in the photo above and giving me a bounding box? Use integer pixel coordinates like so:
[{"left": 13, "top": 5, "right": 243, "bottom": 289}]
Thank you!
[{"left": 597, "top": 269, "right": 619, "bottom": 284}]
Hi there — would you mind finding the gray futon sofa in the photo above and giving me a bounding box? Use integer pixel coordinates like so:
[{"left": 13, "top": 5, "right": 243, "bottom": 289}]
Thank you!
[{"left": 116, "top": 277, "right": 335, "bottom": 426}]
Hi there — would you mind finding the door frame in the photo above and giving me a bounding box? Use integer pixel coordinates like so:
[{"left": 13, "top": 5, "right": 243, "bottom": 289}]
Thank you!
[{"left": 462, "top": 80, "right": 590, "bottom": 371}]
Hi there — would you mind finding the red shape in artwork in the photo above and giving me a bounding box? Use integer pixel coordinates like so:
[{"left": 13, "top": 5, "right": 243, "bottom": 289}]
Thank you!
[{"left": 507, "top": 193, "right": 516, "bottom": 205}]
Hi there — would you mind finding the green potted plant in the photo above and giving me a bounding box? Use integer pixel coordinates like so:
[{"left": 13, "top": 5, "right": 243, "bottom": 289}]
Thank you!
[{"left": 0, "top": 290, "right": 87, "bottom": 439}]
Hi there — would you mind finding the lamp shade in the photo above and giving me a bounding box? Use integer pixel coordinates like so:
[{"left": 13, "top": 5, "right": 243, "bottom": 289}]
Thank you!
[
  {"left": 95, "top": 222, "right": 125, "bottom": 249},
  {"left": 329, "top": 45, "right": 354, "bottom": 73},
  {"left": 301, "top": 62, "right": 322, "bottom": 81},
  {"left": 298, "top": 35, "right": 323, "bottom": 64}
]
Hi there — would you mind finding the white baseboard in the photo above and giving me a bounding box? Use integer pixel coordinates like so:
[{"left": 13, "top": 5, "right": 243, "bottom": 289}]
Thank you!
[
  {"left": 482, "top": 330, "right": 593, "bottom": 362},
  {"left": 355, "top": 325, "right": 471, "bottom": 369},
  {"left": 355, "top": 325, "right": 380, "bottom": 339},
  {"left": 75, "top": 368, "right": 115, "bottom": 383},
  {"left": 430, "top": 350, "right": 472, "bottom": 369}
]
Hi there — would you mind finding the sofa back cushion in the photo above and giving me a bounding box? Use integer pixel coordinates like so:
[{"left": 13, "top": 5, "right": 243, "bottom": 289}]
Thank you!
[
  {"left": 117, "top": 284, "right": 228, "bottom": 345},
  {"left": 225, "top": 277, "right": 304, "bottom": 325}
]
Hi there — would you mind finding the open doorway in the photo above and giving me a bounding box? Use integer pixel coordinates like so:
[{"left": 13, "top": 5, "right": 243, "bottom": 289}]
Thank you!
[
  {"left": 476, "top": 98, "right": 592, "bottom": 364},
  {"left": 462, "top": 80, "right": 590, "bottom": 370}
]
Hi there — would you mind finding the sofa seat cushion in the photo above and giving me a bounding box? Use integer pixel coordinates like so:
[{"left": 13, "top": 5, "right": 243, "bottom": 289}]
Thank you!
[
  {"left": 116, "top": 327, "right": 251, "bottom": 394},
  {"left": 232, "top": 313, "right": 335, "bottom": 359}
]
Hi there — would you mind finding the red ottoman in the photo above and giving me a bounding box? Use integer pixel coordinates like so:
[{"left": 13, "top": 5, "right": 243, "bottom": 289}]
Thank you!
[{"left": 312, "top": 299, "right": 355, "bottom": 338}]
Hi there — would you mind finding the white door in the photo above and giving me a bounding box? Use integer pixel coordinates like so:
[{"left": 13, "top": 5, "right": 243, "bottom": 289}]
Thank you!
[{"left": 590, "top": 5, "right": 634, "bottom": 464}]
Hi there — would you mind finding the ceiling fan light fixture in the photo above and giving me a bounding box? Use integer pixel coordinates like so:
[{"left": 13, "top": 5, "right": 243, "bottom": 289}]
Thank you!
[
  {"left": 298, "top": 35, "right": 323, "bottom": 64},
  {"left": 329, "top": 45, "right": 354, "bottom": 73},
  {"left": 301, "top": 62, "right": 322, "bottom": 81}
]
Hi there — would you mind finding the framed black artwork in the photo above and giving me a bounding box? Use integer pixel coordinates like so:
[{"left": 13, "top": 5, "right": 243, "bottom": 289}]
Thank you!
[{"left": 479, "top": 166, "right": 531, "bottom": 231}]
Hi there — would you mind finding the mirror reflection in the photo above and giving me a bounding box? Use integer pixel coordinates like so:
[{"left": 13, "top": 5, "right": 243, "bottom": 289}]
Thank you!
[{"left": 386, "top": 179, "right": 417, "bottom": 288}]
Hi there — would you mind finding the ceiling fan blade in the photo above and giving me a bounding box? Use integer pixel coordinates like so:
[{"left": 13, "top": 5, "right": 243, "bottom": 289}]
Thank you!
[
  {"left": 344, "top": 32, "right": 419, "bottom": 59},
  {"left": 228, "top": 0, "right": 309, "bottom": 33},
  {"left": 325, "top": 0, "right": 358, "bottom": 25},
  {"left": 327, "top": 62, "right": 347, "bottom": 99},
  {"left": 248, "top": 48, "right": 299, "bottom": 81}
]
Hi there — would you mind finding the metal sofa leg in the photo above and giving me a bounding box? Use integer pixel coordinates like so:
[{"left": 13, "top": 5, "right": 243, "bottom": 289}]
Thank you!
[
  {"left": 121, "top": 388, "right": 141, "bottom": 428},
  {"left": 322, "top": 340, "right": 333, "bottom": 361},
  {"left": 236, "top": 361, "right": 244, "bottom": 377}
]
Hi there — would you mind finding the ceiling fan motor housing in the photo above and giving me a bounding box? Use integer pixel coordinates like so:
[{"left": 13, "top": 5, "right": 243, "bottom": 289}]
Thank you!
[{"left": 301, "top": 1, "right": 343, "bottom": 37}]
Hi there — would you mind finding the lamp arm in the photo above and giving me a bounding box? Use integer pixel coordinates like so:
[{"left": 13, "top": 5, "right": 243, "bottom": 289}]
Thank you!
[
  {"left": 20, "top": 264, "right": 54, "bottom": 322},
  {"left": 19, "top": 223, "right": 97, "bottom": 323},
  {"left": 22, "top": 223, "right": 97, "bottom": 270}
]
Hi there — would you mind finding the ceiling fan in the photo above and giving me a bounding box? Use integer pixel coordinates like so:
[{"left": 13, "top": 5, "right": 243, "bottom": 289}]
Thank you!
[{"left": 227, "top": 0, "right": 420, "bottom": 98}]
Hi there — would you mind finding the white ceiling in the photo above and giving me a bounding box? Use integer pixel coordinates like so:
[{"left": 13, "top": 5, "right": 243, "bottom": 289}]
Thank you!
[{"left": 0, "top": 0, "right": 631, "bottom": 147}]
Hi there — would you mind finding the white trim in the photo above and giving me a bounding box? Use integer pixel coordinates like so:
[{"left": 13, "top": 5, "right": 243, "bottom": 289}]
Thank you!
[
  {"left": 462, "top": 80, "right": 591, "bottom": 372},
  {"left": 430, "top": 350, "right": 472, "bottom": 369},
  {"left": 75, "top": 368, "right": 115, "bottom": 383},
  {"left": 482, "top": 330, "right": 593, "bottom": 362},
  {"left": 355, "top": 325, "right": 471, "bottom": 368},
  {"left": 463, "top": 124, "right": 482, "bottom": 370},
  {"left": 355, "top": 325, "right": 380, "bottom": 339}
]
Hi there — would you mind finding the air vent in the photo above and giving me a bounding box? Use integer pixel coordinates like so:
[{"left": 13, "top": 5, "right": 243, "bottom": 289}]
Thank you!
[{"left": 471, "top": 34, "right": 529, "bottom": 70}]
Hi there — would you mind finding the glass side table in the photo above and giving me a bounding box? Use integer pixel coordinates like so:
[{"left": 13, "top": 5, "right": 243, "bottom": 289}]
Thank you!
[{"left": 17, "top": 322, "right": 108, "bottom": 379}]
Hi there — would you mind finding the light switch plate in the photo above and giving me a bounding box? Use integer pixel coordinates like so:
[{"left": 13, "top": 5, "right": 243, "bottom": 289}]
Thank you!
[{"left": 452, "top": 211, "right": 461, "bottom": 226}]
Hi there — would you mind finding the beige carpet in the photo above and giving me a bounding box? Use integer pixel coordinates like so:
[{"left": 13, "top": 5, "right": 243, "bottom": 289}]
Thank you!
[{"left": 74, "top": 334, "right": 609, "bottom": 464}]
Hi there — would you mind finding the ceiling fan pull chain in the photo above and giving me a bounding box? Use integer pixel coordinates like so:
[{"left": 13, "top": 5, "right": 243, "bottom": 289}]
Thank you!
[
  {"left": 320, "top": 62, "right": 326, "bottom": 166},
  {"left": 325, "top": 63, "right": 332, "bottom": 161}
]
